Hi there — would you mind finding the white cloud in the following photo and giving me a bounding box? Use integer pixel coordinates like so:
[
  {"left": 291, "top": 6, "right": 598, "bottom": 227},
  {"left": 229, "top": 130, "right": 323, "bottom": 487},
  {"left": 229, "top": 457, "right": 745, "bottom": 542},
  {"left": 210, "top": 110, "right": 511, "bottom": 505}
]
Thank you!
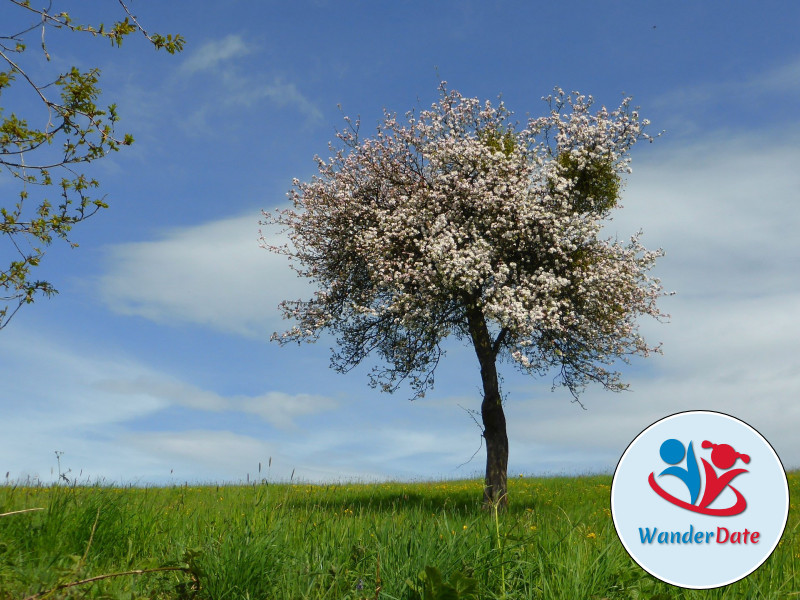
[
  {"left": 98, "top": 211, "right": 312, "bottom": 339},
  {"left": 76, "top": 126, "right": 800, "bottom": 481},
  {"left": 650, "top": 55, "right": 800, "bottom": 133},
  {"left": 504, "top": 339, "right": 800, "bottom": 474},
  {"left": 240, "top": 391, "right": 339, "bottom": 429},
  {"left": 757, "top": 55, "right": 800, "bottom": 93},
  {"left": 611, "top": 129, "right": 800, "bottom": 300},
  {"left": 96, "top": 376, "right": 337, "bottom": 430},
  {"left": 183, "top": 73, "right": 323, "bottom": 128},
  {"left": 181, "top": 34, "right": 252, "bottom": 74},
  {"left": 499, "top": 132, "right": 800, "bottom": 472},
  {"left": 0, "top": 328, "right": 166, "bottom": 483},
  {"left": 100, "top": 130, "right": 800, "bottom": 345},
  {"left": 123, "top": 429, "right": 394, "bottom": 484},
  {"left": 125, "top": 430, "right": 278, "bottom": 476},
  {"left": 0, "top": 328, "right": 168, "bottom": 429},
  {"left": 244, "top": 79, "right": 323, "bottom": 122},
  {"left": 0, "top": 325, "right": 339, "bottom": 484},
  {"left": 95, "top": 377, "right": 229, "bottom": 412},
  {"left": 177, "top": 34, "right": 322, "bottom": 127}
]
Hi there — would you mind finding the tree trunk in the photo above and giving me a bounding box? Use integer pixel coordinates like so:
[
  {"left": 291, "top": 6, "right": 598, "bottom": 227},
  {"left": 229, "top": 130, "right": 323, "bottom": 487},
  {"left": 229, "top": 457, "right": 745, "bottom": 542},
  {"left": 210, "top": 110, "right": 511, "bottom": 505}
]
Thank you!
[
  {"left": 467, "top": 308, "right": 509, "bottom": 508},
  {"left": 482, "top": 383, "right": 509, "bottom": 508}
]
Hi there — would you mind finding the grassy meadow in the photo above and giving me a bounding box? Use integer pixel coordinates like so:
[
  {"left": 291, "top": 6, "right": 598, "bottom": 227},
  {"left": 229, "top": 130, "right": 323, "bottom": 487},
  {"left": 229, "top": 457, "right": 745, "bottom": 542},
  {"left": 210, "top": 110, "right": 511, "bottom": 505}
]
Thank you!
[{"left": 0, "top": 474, "right": 798, "bottom": 599}]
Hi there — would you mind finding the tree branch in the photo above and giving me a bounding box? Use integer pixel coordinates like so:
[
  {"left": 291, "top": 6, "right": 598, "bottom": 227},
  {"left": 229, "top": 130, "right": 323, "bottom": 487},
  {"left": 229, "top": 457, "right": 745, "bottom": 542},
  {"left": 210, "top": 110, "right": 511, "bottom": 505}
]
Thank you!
[
  {"left": 492, "top": 327, "right": 509, "bottom": 358},
  {"left": 22, "top": 566, "right": 194, "bottom": 600}
]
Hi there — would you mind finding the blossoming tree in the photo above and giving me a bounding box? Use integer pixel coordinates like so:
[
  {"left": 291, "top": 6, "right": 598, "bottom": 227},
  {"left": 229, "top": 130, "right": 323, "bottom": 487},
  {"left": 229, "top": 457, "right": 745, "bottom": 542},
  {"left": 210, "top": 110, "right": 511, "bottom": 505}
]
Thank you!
[{"left": 261, "top": 84, "right": 668, "bottom": 506}]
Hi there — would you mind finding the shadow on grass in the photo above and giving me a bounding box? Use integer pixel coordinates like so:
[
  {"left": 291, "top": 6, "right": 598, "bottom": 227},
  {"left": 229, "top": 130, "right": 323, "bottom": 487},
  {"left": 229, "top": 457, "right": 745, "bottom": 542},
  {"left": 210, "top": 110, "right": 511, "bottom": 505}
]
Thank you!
[{"left": 263, "top": 485, "right": 541, "bottom": 515}]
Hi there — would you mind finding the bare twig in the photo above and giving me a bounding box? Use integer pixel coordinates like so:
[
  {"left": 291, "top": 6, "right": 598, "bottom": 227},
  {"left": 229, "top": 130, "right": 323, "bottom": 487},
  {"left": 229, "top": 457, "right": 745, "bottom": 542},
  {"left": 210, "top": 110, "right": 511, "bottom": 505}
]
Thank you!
[
  {"left": 372, "top": 552, "right": 381, "bottom": 600},
  {"left": 0, "top": 507, "right": 45, "bottom": 517},
  {"left": 23, "top": 566, "right": 194, "bottom": 600},
  {"left": 79, "top": 507, "right": 102, "bottom": 569},
  {"left": 455, "top": 403, "right": 484, "bottom": 470}
]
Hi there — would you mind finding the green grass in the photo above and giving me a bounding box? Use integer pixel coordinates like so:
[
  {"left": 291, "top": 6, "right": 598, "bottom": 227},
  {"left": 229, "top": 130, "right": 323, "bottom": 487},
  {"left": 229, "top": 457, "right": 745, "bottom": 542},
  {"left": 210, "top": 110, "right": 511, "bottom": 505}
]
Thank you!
[{"left": 0, "top": 474, "right": 798, "bottom": 599}]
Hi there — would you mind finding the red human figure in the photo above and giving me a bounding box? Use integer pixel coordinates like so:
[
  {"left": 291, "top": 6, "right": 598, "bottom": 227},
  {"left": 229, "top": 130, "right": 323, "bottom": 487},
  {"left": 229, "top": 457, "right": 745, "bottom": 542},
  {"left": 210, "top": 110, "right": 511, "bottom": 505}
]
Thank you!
[{"left": 698, "top": 441, "right": 750, "bottom": 509}]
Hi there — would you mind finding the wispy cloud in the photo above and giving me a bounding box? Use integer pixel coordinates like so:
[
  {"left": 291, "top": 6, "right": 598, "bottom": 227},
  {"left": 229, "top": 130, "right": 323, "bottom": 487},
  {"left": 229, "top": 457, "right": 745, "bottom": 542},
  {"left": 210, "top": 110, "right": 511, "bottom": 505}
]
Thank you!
[
  {"left": 660, "top": 55, "right": 800, "bottom": 105},
  {"left": 98, "top": 212, "right": 311, "bottom": 339},
  {"left": 0, "top": 325, "right": 340, "bottom": 484},
  {"left": 505, "top": 128, "right": 800, "bottom": 471},
  {"left": 123, "top": 429, "right": 391, "bottom": 484},
  {"left": 72, "top": 124, "right": 800, "bottom": 481},
  {"left": 95, "top": 376, "right": 337, "bottom": 430},
  {"left": 100, "top": 128, "right": 800, "bottom": 340},
  {"left": 181, "top": 34, "right": 253, "bottom": 74},
  {"left": 239, "top": 79, "right": 323, "bottom": 122},
  {"left": 183, "top": 72, "right": 323, "bottom": 127},
  {"left": 614, "top": 129, "right": 800, "bottom": 299},
  {"left": 651, "top": 55, "right": 800, "bottom": 133},
  {"left": 756, "top": 55, "right": 800, "bottom": 93},
  {"left": 178, "top": 33, "right": 323, "bottom": 127}
]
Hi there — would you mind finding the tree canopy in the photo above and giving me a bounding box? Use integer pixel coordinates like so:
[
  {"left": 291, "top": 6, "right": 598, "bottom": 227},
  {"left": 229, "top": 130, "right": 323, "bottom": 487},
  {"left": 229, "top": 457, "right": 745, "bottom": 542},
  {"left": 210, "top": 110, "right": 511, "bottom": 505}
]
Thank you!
[
  {"left": 0, "top": 0, "right": 183, "bottom": 329},
  {"left": 261, "top": 84, "right": 668, "bottom": 505}
]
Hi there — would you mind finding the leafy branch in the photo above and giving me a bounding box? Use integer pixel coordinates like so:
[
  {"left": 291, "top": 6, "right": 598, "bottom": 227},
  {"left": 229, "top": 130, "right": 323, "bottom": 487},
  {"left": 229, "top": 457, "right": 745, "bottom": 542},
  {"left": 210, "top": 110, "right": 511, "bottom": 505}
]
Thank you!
[{"left": 0, "top": 0, "right": 184, "bottom": 330}]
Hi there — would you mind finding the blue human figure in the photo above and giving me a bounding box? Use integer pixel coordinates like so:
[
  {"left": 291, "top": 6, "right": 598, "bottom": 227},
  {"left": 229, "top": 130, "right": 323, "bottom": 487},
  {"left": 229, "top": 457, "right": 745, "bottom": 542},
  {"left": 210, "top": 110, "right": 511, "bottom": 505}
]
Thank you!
[{"left": 659, "top": 439, "right": 701, "bottom": 505}]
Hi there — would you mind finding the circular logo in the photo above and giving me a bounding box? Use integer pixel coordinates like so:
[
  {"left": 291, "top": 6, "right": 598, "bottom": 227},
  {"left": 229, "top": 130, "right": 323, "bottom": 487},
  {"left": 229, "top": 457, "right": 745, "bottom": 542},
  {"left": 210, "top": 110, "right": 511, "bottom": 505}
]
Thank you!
[{"left": 611, "top": 411, "right": 789, "bottom": 589}]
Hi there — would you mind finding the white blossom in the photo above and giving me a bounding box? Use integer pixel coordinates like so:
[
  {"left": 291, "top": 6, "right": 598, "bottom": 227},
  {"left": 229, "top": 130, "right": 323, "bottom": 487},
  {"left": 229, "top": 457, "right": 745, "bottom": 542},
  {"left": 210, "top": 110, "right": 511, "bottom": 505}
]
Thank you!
[{"left": 260, "top": 83, "right": 668, "bottom": 400}]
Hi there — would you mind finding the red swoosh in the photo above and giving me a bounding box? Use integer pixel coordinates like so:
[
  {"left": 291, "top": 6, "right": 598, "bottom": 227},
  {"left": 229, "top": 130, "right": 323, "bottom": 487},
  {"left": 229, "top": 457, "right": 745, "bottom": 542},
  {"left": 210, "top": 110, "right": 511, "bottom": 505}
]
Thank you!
[{"left": 648, "top": 472, "right": 747, "bottom": 516}]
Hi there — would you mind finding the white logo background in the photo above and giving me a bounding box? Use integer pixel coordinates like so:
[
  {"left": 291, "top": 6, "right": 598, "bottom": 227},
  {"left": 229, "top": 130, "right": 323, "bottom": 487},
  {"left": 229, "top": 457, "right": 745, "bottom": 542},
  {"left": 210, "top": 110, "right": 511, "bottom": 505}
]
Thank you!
[{"left": 611, "top": 411, "right": 789, "bottom": 589}]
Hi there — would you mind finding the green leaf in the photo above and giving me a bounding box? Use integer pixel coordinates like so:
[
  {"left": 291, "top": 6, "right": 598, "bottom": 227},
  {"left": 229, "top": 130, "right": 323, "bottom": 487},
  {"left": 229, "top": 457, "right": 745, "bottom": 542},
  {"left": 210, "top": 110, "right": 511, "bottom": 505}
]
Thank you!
[{"left": 406, "top": 566, "right": 480, "bottom": 600}]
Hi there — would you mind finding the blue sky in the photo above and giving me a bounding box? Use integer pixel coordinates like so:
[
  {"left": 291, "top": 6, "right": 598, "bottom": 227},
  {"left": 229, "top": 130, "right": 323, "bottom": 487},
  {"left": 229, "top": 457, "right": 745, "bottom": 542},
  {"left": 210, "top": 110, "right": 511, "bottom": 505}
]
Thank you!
[{"left": 2, "top": 1, "right": 799, "bottom": 485}]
